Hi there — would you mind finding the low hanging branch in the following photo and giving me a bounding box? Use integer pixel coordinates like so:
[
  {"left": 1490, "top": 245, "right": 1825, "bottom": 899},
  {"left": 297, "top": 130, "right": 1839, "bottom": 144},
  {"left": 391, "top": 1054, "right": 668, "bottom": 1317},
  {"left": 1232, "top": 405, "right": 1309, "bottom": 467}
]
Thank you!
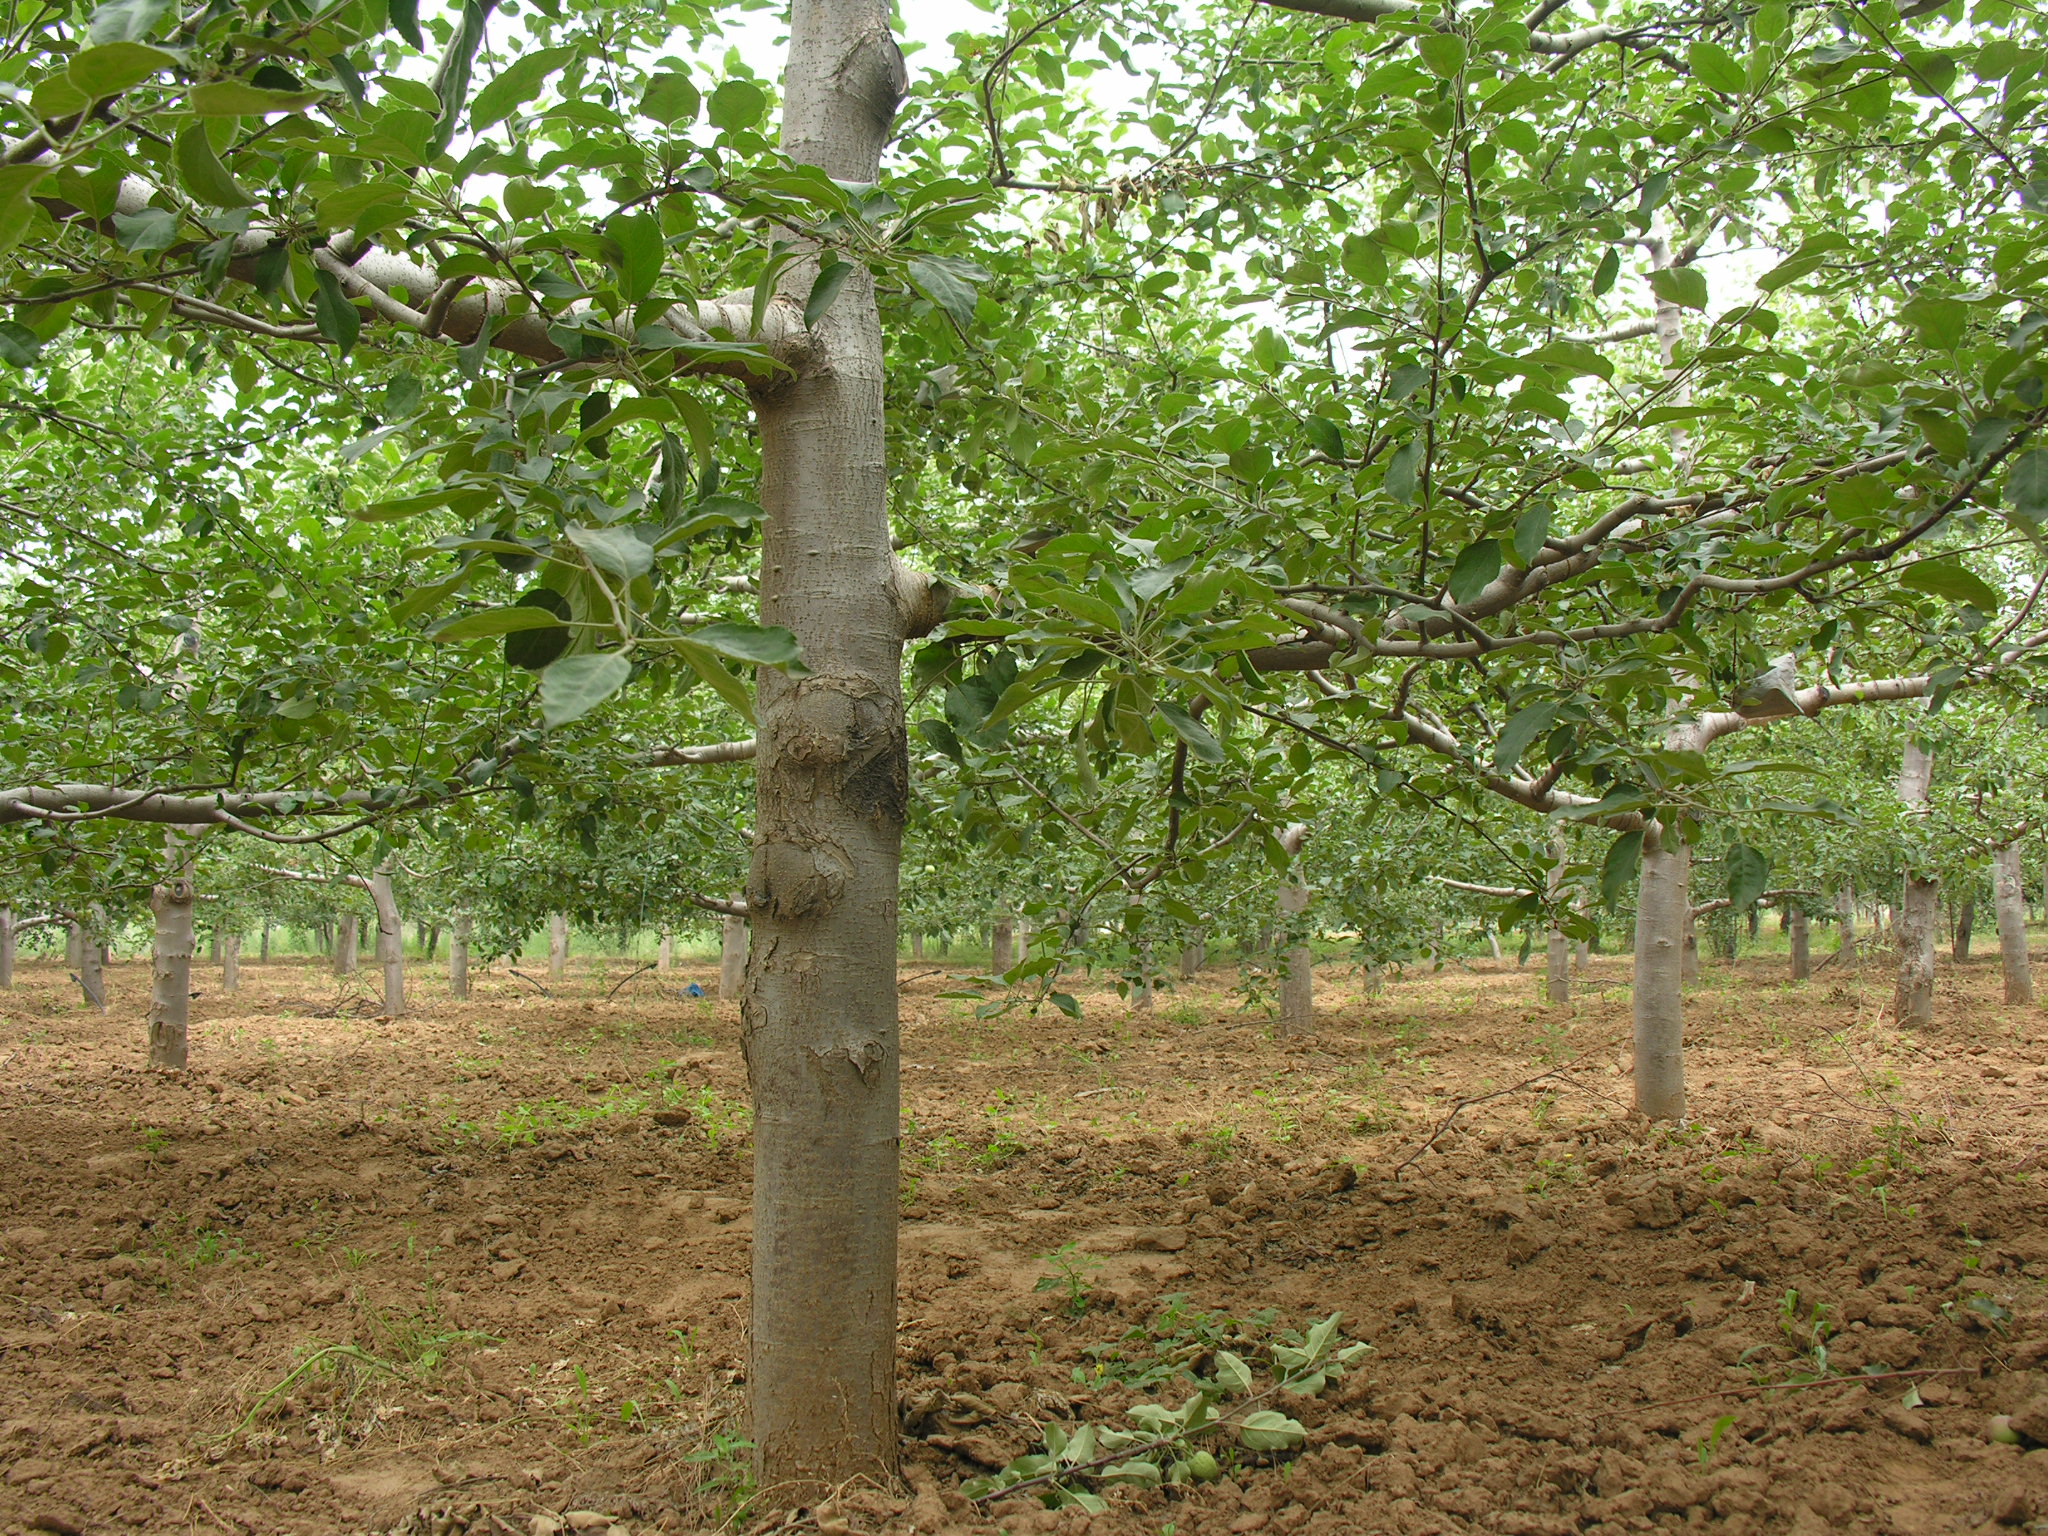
[{"left": 690, "top": 893, "right": 751, "bottom": 918}]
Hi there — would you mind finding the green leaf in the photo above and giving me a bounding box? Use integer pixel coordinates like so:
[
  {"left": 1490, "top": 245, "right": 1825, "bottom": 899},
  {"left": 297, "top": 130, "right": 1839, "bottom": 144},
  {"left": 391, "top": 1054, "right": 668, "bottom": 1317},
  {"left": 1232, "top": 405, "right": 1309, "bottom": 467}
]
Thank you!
[
  {"left": 87, "top": 0, "right": 171, "bottom": 44},
  {"left": 1492, "top": 700, "right": 1558, "bottom": 775},
  {"left": 1157, "top": 700, "right": 1224, "bottom": 763},
  {"left": 1591, "top": 246, "right": 1619, "bottom": 297},
  {"left": 638, "top": 72, "right": 699, "bottom": 125},
  {"left": 1237, "top": 1411, "right": 1307, "bottom": 1452},
  {"left": 1511, "top": 501, "right": 1550, "bottom": 567},
  {"left": 1648, "top": 267, "right": 1708, "bottom": 311},
  {"left": 1416, "top": 34, "right": 1467, "bottom": 77},
  {"left": 311, "top": 267, "right": 362, "bottom": 358},
  {"left": 0, "top": 165, "right": 50, "bottom": 258},
  {"left": 564, "top": 525, "right": 653, "bottom": 582},
  {"left": 1725, "top": 841, "right": 1770, "bottom": 912},
  {"left": 173, "top": 124, "right": 252, "bottom": 207},
  {"left": 707, "top": 79, "right": 767, "bottom": 131},
  {"left": 68, "top": 40, "right": 175, "bottom": 95},
  {"left": 111, "top": 206, "right": 178, "bottom": 252},
  {"left": 689, "top": 621, "right": 803, "bottom": 667},
  {"left": 1600, "top": 830, "right": 1644, "bottom": 908},
  {"left": 1384, "top": 439, "right": 1421, "bottom": 503},
  {"left": 908, "top": 256, "right": 980, "bottom": 330},
  {"left": 1897, "top": 296, "right": 1969, "bottom": 352},
  {"left": 805, "top": 257, "right": 854, "bottom": 329},
  {"left": 470, "top": 44, "right": 576, "bottom": 130},
  {"left": 1304, "top": 415, "right": 1344, "bottom": 462},
  {"left": 189, "top": 80, "right": 323, "bottom": 116},
  {"left": 1686, "top": 40, "right": 1747, "bottom": 94},
  {"left": 0, "top": 320, "right": 43, "bottom": 367},
  {"left": 2007, "top": 448, "right": 2048, "bottom": 528},
  {"left": 609, "top": 210, "right": 663, "bottom": 304},
  {"left": 539, "top": 652, "right": 633, "bottom": 728},
  {"left": 504, "top": 590, "right": 571, "bottom": 671},
  {"left": 387, "top": 0, "right": 422, "bottom": 48},
  {"left": 1213, "top": 1351, "right": 1254, "bottom": 1395},
  {"left": 428, "top": 606, "right": 567, "bottom": 641},
  {"left": 1897, "top": 558, "right": 2000, "bottom": 611},
  {"left": 1446, "top": 539, "right": 1501, "bottom": 604},
  {"left": 674, "top": 639, "right": 757, "bottom": 723}
]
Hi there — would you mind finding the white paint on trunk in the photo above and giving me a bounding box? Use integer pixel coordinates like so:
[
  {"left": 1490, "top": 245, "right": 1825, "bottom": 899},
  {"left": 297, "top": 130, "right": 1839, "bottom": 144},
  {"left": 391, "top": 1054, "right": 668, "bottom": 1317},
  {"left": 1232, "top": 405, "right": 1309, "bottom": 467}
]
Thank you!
[
  {"left": 657, "top": 929, "right": 674, "bottom": 973},
  {"left": 1631, "top": 832, "right": 1689, "bottom": 1120},
  {"left": 547, "top": 912, "right": 568, "bottom": 980},
  {"left": 1895, "top": 739, "right": 1937, "bottom": 1026},
  {"left": 1995, "top": 843, "right": 2033, "bottom": 1006}
]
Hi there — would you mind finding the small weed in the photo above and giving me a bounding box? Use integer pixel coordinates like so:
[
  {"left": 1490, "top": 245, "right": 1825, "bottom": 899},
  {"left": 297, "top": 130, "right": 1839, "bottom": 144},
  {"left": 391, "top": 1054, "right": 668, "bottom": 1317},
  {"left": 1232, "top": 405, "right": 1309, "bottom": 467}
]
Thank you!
[{"left": 1035, "top": 1242, "right": 1104, "bottom": 1318}]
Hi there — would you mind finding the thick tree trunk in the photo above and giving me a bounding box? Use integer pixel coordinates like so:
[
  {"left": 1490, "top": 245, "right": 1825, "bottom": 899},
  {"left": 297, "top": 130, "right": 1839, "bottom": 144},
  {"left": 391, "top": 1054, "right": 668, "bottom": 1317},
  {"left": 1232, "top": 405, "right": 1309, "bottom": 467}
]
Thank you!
[
  {"left": 75, "top": 916, "right": 106, "bottom": 1012},
  {"left": 148, "top": 877, "right": 196, "bottom": 1068},
  {"left": 370, "top": 869, "right": 404, "bottom": 1017},
  {"left": 1277, "top": 824, "right": 1313, "bottom": 1035},
  {"left": 1895, "top": 740, "right": 1937, "bottom": 1026},
  {"left": 1631, "top": 831, "right": 1689, "bottom": 1120},
  {"left": 1544, "top": 833, "right": 1569, "bottom": 1005},
  {"left": 657, "top": 929, "right": 674, "bottom": 973},
  {"left": 334, "top": 915, "right": 357, "bottom": 976},
  {"left": 743, "top": 8, "right": 911, "bottom": 1487},
  {"left": 449, "top": 911, "right": 472, "bottom": 1000},
  {"left": 1995, "top": 843, "right": 2033, "bottom": 1006},
  {"left": 1680, "top": 911, "right": 1700, "bottom": 988},
  {"left": 1952, "top": 897, "right": 1975, "bottom": 963},
  {"left": 990, "top": 915, "right": 1014, "bottom": 975},
  {"left": 66, "top": 920, "right": 83, "bottom": 973},
  {"left": 0, "top": 907, "right": 12, "bottom": 988},
  {"left": 1180, "top": 939, "right": 1203, "bottom": 979},
  {"left": 1788, "top": 905, "right": 1810, "bottom": 981},
  {"left": 222, "top": 930, "right": 239, "bottom": 993},
  {"left": 547, "top": 912, "right": 569, "bottom": 979},
  {"left": 720, "top": 901, "right": 746, "bottom": 999}
]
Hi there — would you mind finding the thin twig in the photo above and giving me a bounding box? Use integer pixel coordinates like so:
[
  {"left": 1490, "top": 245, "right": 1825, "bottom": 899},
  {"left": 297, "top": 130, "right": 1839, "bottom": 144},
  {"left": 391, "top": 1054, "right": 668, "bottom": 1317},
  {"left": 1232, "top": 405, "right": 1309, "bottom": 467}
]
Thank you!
[
  {"left": 1393, "top": 1042, "right": 1622, "bottom": 1179},
  {"left": 604, "top": 962, "right": 655, "bottom": 1002},
  {"left": 506, "top": 968, "right": 553, "bottom": 998}
]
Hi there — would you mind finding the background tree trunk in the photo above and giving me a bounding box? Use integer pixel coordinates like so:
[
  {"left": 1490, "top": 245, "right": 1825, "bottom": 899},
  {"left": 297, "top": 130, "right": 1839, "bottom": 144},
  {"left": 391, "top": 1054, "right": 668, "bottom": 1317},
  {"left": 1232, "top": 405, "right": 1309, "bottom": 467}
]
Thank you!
[
  {"left": 77, "top": 915, "right": 106, "bottom": 1012},
  {"left": 1277, "top": 824, "right": 1313, "bottom": 1035},
  {"left": 657, "top": 929, "right": 674, "bottom": 973},
  {"left": 333, "top": 916, "right": 357, "bottom": 976},
  {"left": 1180, "top": 939, "right": 1203, "bottom": 979},
  {"left": 990, "top": 915, "right": 1014, "bottom": 975},
  {"left": 66, "top": 920, "right": 83, "bottom": 973},
  {"left": 1544, "top": 832, "right": 1569, "bottom": 1005},
  {"left": 1836, "top": 888, "right": 1857, "bottom": 964},
  {"left": 1952, "top": 897, "right": 1975, "bottom": 963},
  {"left": 1995, "top": 843, "right": 2033, "bottom": 1005},
  {"left": 449, "top": 912, "right": 472, "bottom": 1000},
  {"left": 222, "top": 930, "right": 240, "bottom": 993},
  {"left": 1788, "top": 905, "right": 1810, "bottom": 981},
  {"left": 148, "top": 877, "right": 196, "bottom": 1068},
  {"left": 1631, "top": 831, "right": 1688, "bottom": 1119},
  {"left": 259, "top": 926, "right": 270, "bottom": 963},
  {"left": 909, "top": 931, "right": 923, "bottom": 960},
  {"left": 208, "top": 928, "right": 220, "bottom": 964},
  {"left": 720, "top": 901, "right": 746, "bottom": 999},
  {"left": 424, "top": 923, "right": 440, "bottom": 961},
  {"left": 547, "top": 912, "right": 569, "bottom": 980},
  {"left": 1895, "top": 740, "right": 1937, "bottom": 1026},
  {"left": 370, "top": 868, "right": 404, "bottom": 1017},
  {"left": 0, "top": 908, "right": 13, "bottom": 988}
]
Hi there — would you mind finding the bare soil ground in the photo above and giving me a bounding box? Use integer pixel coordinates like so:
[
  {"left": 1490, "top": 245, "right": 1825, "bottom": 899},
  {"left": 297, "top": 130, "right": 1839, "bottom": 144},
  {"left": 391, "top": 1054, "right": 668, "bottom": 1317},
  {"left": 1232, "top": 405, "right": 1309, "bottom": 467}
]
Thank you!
[{"left": 2, "top": 946, "right": 2046, "bottom": 1536}]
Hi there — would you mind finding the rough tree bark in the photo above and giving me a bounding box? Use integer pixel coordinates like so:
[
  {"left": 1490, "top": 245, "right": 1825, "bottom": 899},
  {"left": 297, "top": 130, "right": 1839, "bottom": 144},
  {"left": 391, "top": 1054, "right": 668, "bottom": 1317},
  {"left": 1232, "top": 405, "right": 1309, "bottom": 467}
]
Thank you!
[
  {"left": 222, "top": 930, "right": 240, "bottom": 993},
  {"left": 65, "top": 919, "right": 82, "bottom": 973},
  {"left": 737, "top": 0, "right": 928, "bottom": 1494},
  {"left": 75, "top": 916, "right": 106, "bottom": 1012},
  {"left": 1994, "top": 843, "right": 2033, "bottom": 1006},
  {"left": 334, "top": 915, "right": 357, "bottom": 976},
  {"left": 1788, "top": 905, "right": 1810, "bottom": 981},
  {"left": 0, "top": 908, "right": 12, "bottom": 988},
  {"left": 148, "top": 865, "right": 196, "bottom": 1068},
  {"left": 547, "top": 912, "right": 569, "bottom": 980},
  {"left": 370, "top": 867, "right": 404, "bottom": 1017},
  {"left": 1277, "top": 824, "right": 1314, "bottom": 1035},
  {"left": 1895, "top": 739, "right": 1938, "bottom": 1027},
  {"left": 1631, "top": 829, "right": 1689, "bottom": 1119},
  {"left": 449, "top": 911, "right": 472, "bottom": 1000},
  {"left": 1680, "top": 907, "right": 1700, "bottom": 988},
  {"left": 720, "top": 899, "right": 746, "bottom": 1000},
  {"left": 1952, "top": 897, "right": 1975, "bottom": 963},
  {"left": 990, "top": 915, "right": 1015, "bottom": 975}
]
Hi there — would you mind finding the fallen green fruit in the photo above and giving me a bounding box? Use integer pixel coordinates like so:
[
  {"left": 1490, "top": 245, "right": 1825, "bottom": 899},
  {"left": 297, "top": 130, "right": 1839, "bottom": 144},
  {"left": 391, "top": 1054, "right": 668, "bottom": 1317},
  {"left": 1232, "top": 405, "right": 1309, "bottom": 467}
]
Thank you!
[
  {"left": 1189, "top": 1451, "right": 1222, "bottom": 1482},
  {"left": 1988, "top": 1416, "right": 2020, "bottom": 1445}
]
